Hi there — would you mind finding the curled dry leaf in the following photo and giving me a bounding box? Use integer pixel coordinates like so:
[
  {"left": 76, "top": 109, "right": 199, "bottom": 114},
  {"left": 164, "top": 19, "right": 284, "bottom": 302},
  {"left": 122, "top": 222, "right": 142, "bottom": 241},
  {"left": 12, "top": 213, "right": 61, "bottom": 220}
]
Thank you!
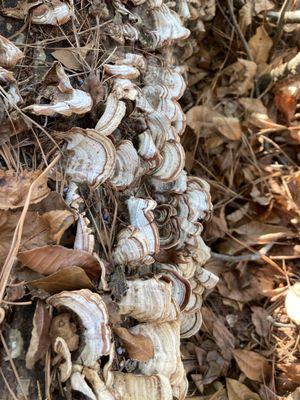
[
  {"left": 226, "top": 378, "right": 261, "bottom": 400},
  {"left": 114, "top": 327, "right": 154, "bottom": 362},
  {"left": 48, "top": 289, "right": 111, "bottom": 366},
  {"left": 41, "top": 209, "right": 75, "bottom": 243},
  {"left": 25, "top": 300, "right": 51, "bottom": 369},
  {"left": 29, "top": 266, "right": 93, "bottom": 295},
  {"left": 0, "top": 170, "right": 50, "bottom": 210},
  {"left": 232, "top": 349, "right": 271, "bottom": 383},
  {"left": 64, "top": 128, "right": 116, "bottom": 189},
  {"left": 18, "top": 245, "right": 101, "bottom": 279}
]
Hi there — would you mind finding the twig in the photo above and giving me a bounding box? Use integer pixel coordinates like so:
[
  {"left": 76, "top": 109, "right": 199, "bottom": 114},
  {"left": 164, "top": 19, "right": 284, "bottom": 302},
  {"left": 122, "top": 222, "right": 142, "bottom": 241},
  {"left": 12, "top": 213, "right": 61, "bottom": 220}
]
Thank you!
[
  {"left": 269, "top": 0, "right": 293, "bottom": 61},
  {"left": 267, "top": 10, "right": 300, "bottom": 24},
  {"left": 211, "top": 243, "right": 274, "bottom": 262},
  {"left": 226, "top": 0, "right": 254, "bottom": 62}
]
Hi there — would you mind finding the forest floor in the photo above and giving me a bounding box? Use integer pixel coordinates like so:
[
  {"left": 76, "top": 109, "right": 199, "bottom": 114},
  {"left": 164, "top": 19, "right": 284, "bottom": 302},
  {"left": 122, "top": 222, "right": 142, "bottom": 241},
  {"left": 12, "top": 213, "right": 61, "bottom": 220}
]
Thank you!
[{"left": 0, "top": 0, "right": 299, "bottom": 399}]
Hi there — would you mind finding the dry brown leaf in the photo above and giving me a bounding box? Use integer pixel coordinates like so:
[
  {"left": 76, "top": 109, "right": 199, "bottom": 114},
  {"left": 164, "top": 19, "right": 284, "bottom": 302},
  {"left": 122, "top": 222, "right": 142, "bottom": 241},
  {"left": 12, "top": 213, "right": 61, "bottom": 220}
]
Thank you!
[
  {"left": 201, "top": 307, "right": 235, "bottom": 361},
  {"left": 0, "top": 210, "right": 53, "bottom": 267},
  {"left": 114, "top": 327, "right": 154, "bottom": 362},
  {"left": 277, "top": 364, "right": 300, "bottom": 384},
  {"left": 18, "top": 245, "right": 101, "bottom": 279},
  {"left": 29, "top": 266, "right": 94, "bottom": 295},
  {"left": 233, "top": 349, "right": 271, "bottom": 383},
  {"left": 251, "top": 306, "right": 271, "bottom": 338},
  {"left": 233, "top": 221, "right": 294, "bottom": 244},
  {"left": 213, "top": 115, "right": 242, "bottom": 141},
  {"left": 0, "top": 170, "right": 50, "bottom": 210},
  {"left": 51, "top": 44, "right": 93, "bottom": 71},
  {"left": 186, "top": 106, "right": 242, "bottom": 140},
  {"left": 41, "top": 210, "right": 76, "bottom": 243},
  {"left": 248, "top": 26, "right": 273, "bottom": 64},
  {"left": 254, "top": 0, "right": 274, "bottom": 15},
  {"left": 239, "top": 1, "right": 252, "bottom": 35},
  {"left": 218, "top": 266, "right": 274, "bottom": 302},
  {"left": 25, "top": 300, "right": 51, "bottom": 369},
  {"left": 226, "top": 378, "right": 261, "bottom": 400},
  {"left": 217, "top": 59, "right": 257, "bottom": 97}
]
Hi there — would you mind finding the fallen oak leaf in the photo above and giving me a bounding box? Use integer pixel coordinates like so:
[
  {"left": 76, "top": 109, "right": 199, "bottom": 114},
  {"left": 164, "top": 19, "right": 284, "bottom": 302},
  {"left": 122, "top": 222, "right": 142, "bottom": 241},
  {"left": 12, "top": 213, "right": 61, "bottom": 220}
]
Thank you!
[
  {"left": 18, "top": 245, "right": 101, "bottom": 279},
  {"left": 226, "top": 378, "right": 261, "bottom": 400},
  {"left": 25, "top": 300, "right": 51, "bottom": 369},
  {"left": 114, "top": 327, "right": 154, "bottom": 362},
  {"left": 29, "top": 266, "right": 94, "bottom": 295},
  {"left": 233, "top": 349, "right": 271, "bottom": 383}
]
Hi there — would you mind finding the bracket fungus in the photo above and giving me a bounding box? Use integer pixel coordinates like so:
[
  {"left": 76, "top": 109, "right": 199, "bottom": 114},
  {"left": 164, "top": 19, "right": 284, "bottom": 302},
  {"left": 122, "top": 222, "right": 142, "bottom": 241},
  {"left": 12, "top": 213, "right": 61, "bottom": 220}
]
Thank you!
[{"left": 1, "top": 1, "right": 221, "bottom": 398}]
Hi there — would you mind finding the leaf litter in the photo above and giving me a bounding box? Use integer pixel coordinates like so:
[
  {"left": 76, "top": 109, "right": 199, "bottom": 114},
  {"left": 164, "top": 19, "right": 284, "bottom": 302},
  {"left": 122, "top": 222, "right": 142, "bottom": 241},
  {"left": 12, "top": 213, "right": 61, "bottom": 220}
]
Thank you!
[{"left": 0, "top": 0, "right": 299, "bottom": 399}]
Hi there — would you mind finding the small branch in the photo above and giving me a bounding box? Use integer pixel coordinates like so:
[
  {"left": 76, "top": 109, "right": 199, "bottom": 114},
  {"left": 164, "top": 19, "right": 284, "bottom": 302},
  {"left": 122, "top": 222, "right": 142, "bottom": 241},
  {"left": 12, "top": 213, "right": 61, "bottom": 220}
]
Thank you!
[
  {"left": 211, "top": 243, "right": 274, "bottom": 263},
  {"left": 267, "top": 10, "right": 300, "bottom": 24}
]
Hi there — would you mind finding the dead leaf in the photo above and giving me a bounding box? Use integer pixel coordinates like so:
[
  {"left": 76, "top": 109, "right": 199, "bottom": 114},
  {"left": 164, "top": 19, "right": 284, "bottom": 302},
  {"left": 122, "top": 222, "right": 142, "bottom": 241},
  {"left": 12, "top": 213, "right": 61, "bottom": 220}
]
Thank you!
[
  {"left": 217, "top": 266, "right": 274, "bottom": 302},
  {"left": 25, "top": 300, "right": 51, "bottom": 369},
  {"left": 233, "top": 221, "right": 294, "bottom": 244},
  {"left": 186, "top": 105, "right": 242, "bottom": 140},
  {"left": 277, "top": 364, "right": 300, "bottom": 384},
  {"left": 254, "top": 0, "right": 274, "bottom": 15},
  {"left": 201, "top": 307, "right": 235, "bottom": 361},
  {"left": 213, "top": 115, "right": 242, "bottom": 140},
  {"left": 0, "top": 170, "right": 50, "bottom": 210},
  {"left": 41, "top": 210, "right": 75, "bottom": 243},
  {"left": 251, "top": 306, "right": 271, "bottom": 338},
  {"left": 217, "top": 59, "right": 257, "bottom": 97},
  {"left": 18, "top": 245, "right": 101, "bottom": 278},
  {"left": 51, "top": 44, "right": 93, "bottom": 71},
  {"left": 239, "top": 1, "right": 252, "bottom": 35},
  {"left": 114, "top": 327, "right": 154, "bottom": 362},
  {"left": 29, "top": 266, "right": 93, "bottom": 295},
  {"left": 248, "top": 26, "right": 273, "bottom": 64},
  {"left": 0, "top": 210, "right": 53, "bottom": 267},
  {"left": 226, "top": 378, "right": 261, "bottom": 400},
  {"left": 233, "top": 349, "right": 271, "bottom": 382}
]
